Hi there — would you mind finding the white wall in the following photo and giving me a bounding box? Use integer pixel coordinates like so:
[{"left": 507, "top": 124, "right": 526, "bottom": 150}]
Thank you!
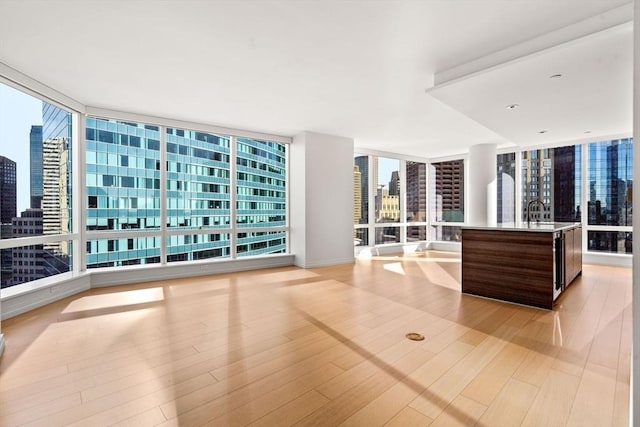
[
  {"left": 290, "top": 131, "right": 355, "bottom": 268},
  {"left": 632, "top": 1, "right": 639, "bottom": 423}
]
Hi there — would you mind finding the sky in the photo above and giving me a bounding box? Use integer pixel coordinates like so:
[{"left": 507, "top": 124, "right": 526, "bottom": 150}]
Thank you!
[
  {"left": 0, "top": 82, "right": 42, "bottom": 214},
  {"left": 377, "top": 157, "right": 400, "bottom": 188}
]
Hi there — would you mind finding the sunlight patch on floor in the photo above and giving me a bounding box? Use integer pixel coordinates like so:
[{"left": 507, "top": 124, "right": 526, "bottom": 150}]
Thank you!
[
  {"left": 62, "top": 287, "right": 165, "bottom": 313},
  {"left": 383, "top": 262, "right": 406, "bottom": 275}
]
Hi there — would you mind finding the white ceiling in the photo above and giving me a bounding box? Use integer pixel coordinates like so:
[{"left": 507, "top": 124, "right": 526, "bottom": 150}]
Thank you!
[{"left": 0, "top": 0, "right": 633, "bottom": 159}]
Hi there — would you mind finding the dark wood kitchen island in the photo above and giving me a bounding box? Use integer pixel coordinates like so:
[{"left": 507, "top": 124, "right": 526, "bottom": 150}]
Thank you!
[{"left": 461, "top": 222, "right": 582, "bottom": 309}]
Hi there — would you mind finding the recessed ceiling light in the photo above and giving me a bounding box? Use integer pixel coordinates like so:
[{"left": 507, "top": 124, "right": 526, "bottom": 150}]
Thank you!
[
  {"left": 506, "top": 104, "right": 519, "bottom": 110},
  {"left": 550, "top": 74, "right": 563, "bottom": 79},
  {"left": 584, "top": 130, "right": 592, "bottom": 134},
  {"left": 538, "top": 130, "right": 548, "bottom": 134}
]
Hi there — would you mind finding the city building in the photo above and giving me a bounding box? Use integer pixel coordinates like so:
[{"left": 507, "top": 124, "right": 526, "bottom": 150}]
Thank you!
[
  {"left": 354, "top": 156, "right": 369, "bottom": 224},
  {"left": 431, "top": 159, "right": 464, "bottom": 223},
  {"left": 353, "top": 165, "right": 361, "bottom": 225},
  {"left": 9, "top": 208, "right": 44, "bottom": 286},
  {"left": 388, "top": 170, "right": 400, "bottom": 196},
  {"left": 0, "top": 155, "right": 17, "bottom": 225},
  {"left": 406, "top": 161, "right": 427, "bottom": 241},
  {"left": 29, "top": 125, "right": 42, "bottom": 209},
  {"left": 375, "top": 186, "right": 399, "bottom": 222},
  {"left": 85, "top": 119, "right": 286, "bottom": 268}
]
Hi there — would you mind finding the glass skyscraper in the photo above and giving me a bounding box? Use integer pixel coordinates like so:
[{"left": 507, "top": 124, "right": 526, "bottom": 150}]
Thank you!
[
  {"left": 587, "top": 138, "right": 633, "bottom": 253},
  {"left": 29, "top": 125, "right": 43, "bottom": 208},
  {"left": 85, "top": 118, "right": 286, "bottom": 268}
]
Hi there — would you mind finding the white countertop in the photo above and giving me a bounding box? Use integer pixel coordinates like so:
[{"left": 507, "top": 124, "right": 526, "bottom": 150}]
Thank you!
[{"left": 462, "top": 222, "right": 581, "bottom": 232}]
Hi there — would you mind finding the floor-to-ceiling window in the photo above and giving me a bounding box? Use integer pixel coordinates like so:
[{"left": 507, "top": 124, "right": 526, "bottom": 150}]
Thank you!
[
  {"left": 353, "top": 154, "right": 370, "bottom": 247},
  {"left": 166, "top": 127, "right": 231, "bottom": 262},
  {"left": 0, "top": 78, "right": 289, "bottom": 295},
  {"left": 0, "top": 82, "right": 75, "bottom": 289},
  {"left": 85, "top": 118, "right": 161, "bottom": 267},
  {"left": 352, "top": 155, "right": 466, "bottom": 247},
  {"left": 406, "top": 161, "right": 427, "bottom": 242},
  {"left": 375, "top": 156, "right": 401, "bottom": 245},
  {"left": 521, "top": 145, "right": 581, "bottom": 223},
  {"left": 86, "top": 118, "right": 289, "bottom": 267},
  {"left": 586, "top": 138, "right": 632, "bottom": 253},
  {"left": 497, "top": 153, "right": 516, "bottom": 224},
  {"left": 236, "top": 137, "right": 287, "bottom": 256},
  {"left": 353, "top": 155, "right": 428, "bottom": 247},
  {"left": 430, "top": 159, "right": 464, "bottom": 241}
]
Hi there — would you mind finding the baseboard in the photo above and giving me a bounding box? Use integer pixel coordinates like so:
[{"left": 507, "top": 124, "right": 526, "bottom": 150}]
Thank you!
[
  {"left": 90, "top": 254, "right": 295, "bottom": 287},
  {"left": 1, "top": 275, "right": 91, "bottom": 320},
  {"left": 294, "top": 257, "right": 355, "bottom": 268},
  {"left": 583, "top": 252, "right": 632, "bottom": 268},
  {"left": 1, "top": 255, "right": 295, "bottom": 320}
]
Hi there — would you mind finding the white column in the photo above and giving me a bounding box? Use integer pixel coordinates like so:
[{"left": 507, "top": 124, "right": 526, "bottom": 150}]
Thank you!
[
  {"left": 467, "top": 143, "right": 497, "bottom": 226},
  {"left": 632, "top": 1, "right": 639, "bottom": 424},
  {"left": 290, "top": 131, "right": 355, "bottom": 268}
]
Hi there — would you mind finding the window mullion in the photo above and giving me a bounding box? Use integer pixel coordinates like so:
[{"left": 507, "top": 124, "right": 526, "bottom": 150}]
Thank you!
[
  {"left": 230, "top": 136, "right": 237, "bottom": 259},
  {"left": 160, "top": 126, "right": 167, "bottom": 264}
]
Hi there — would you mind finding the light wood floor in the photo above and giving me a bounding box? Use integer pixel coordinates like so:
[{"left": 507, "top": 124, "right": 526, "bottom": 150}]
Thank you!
[{"left": 0, "top": 251, "right": 631, "bottom": 426}]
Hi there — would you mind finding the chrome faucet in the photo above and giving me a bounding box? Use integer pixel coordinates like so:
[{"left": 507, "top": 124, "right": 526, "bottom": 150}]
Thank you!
[{"left": 527, "top": 199, "right": 546, "bottom": 226}]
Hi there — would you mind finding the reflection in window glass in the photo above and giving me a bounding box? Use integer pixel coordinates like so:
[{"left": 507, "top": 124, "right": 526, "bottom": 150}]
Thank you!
[
  {"left": 166, "top": 128, "right": 230, "bottom": 229},
  {"left": 497, "top": 153, "right": 515, "bottom": 224},
  {"left": 375, "top": 157, "right": 401, "bottom": 223},
  {"left": 236, "top": 138, "right": 286, "bottom": 228},
  {"left": 167, "top": 233, "right": 230, "bottom": 262},
  {"left": 236, "top": 231, "right": 286, "bottom": 257},
  {"left": 431, "top": 160, "right": 464, "bottom": 222},
  {"left": 587, "top": 231, "right": 632, "bottom": 254},
  {"left": 354, "top": 155, "right": 369, "bottom": 224},
  {"left": 86, "top": 118, "right": 161, "bottom": 233},
  {"left": 375, "top": 226, "right": 400, "bottom": 245},
  {"left": 0, "top": 82, "right": 73, "bottom": 288},
  {"left": 430, "top": 225, "right": 462, "bottom": 242},
  {"left": 1, "top": 240, "right": 72, "bottom": 288},
  {"left": 354, "top": 228, "right": 369, "bottom": 247},
  {"left": 521, "top": 145, "right": 581, "bottom": 222},
  {"left": 587, "top": 139, "right": 632, "bottom": 227},
  {"left": 407, "top": 226, "right": 426, "bottom": 243},
  {"left": 86, "top": 237, "right": 161, "bottom": 268}
]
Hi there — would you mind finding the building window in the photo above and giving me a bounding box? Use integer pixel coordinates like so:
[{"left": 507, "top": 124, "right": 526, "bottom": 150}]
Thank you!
[
  {"left": 374, "top": 157, "right": 401, "bottom": 224},
  {"left": 236, "top": 137, "right": 287, "bottom": 232},
  {"left": 430, "top": 159, "right": 464, "bottom": 223},
  {"left": 167, "top": 233, "right": 230, "bottom": 262},
  {"left": 521, "top": 145, "right": 581, "bottom": 223},
  {"left": 166, "top": 127, "right": 231, "bottom": 230},
  {"left": 86, "top": 118, "right": 161, "bottom": 233}
]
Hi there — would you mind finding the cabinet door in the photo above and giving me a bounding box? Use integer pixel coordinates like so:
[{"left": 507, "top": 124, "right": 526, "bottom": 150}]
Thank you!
[
  {"left": 564, "top": 228, "right": 574, "bottom": 286},
  {"left": 573, "top": 226, "right": 582, "bottom": 278}
]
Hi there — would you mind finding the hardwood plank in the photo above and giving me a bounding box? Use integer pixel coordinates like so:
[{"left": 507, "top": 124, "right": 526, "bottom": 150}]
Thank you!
[
  {"left": 248, "top": 390, "right": 329, "bottom": 427},
  {"left": 566, "top": 362, "right": 617, "bottom": 427},
  {"left": 384, "top": 407, "right": 434, "bottom": 427},
  {"left": 461, "top": 342, "right": 530, "bottom": 406},
  {"left": 429, "top": 394, "right": 486, "bottom": 427},
  {"left": 477, "top": 378, "right": 539, "bottom": 426},
  {"left": 521, "top": 369, "right": 580, "bottom": 427}
]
